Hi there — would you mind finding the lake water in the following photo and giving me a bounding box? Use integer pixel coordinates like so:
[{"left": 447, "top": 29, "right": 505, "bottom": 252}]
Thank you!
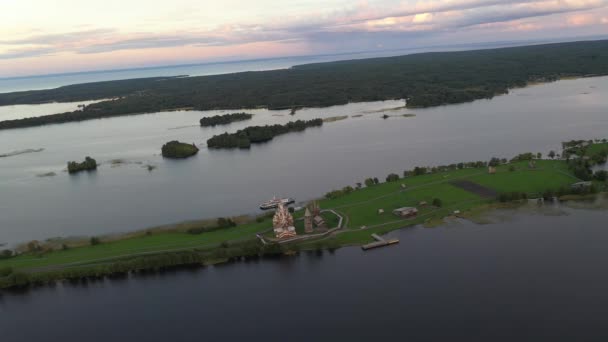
[
  {"left": 0, "top": 99, "right": 107, "bottom": 121},
  {"left": 0, "top": 77, "right": 607, "bottom": 246},
  {"left": 2, "top": 206, "right": 608, "bottom": 341}
]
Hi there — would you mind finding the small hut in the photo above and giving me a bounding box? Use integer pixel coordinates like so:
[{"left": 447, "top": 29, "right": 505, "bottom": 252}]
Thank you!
[{"left": 392, "top": 207, "right": 418, "bottom": 218}]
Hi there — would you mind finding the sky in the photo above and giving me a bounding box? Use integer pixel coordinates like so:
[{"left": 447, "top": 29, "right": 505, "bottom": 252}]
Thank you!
[{"left": 1, "top": 0, "right": 607, "bottom": 77}]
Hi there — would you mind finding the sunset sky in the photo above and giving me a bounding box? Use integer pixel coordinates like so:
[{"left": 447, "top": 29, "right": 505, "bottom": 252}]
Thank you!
[{"left": 1, "top": 0, "right": 607, "bottom": 77}]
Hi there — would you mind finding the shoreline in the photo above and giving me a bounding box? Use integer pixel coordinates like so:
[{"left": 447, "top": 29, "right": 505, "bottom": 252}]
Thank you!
[
  {"left": 2, "top": 139, "right": 607, "bottom": 290},
  {"left": 2, "top": 40, "right": 607, "bottom": 130}
]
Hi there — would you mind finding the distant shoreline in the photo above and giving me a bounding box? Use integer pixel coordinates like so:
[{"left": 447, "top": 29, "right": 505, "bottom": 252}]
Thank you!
[{"left": 1, "top": 40, "right": 607, "bottom": 131}]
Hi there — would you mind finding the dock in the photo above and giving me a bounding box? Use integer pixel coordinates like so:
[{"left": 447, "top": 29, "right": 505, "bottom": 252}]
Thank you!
[{"left": 362, "top": 233, "right": 399, "bottom": 250}]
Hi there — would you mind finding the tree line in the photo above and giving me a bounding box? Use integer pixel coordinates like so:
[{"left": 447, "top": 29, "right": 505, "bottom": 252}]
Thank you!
[{"left": 1, "top": 40, "right": 608, "bottom": 130}]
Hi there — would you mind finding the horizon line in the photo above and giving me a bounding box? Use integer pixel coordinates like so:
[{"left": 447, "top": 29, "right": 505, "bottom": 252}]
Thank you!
[{"left": 2, "top": 34, "right": 607, "bottom": 81}]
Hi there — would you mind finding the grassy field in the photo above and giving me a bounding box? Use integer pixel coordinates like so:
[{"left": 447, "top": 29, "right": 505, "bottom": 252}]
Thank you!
[
  {"left": 580, "top": 142, "right": 608, "bottom": 156},
  {"left": 0, "top": 219, "right": 272, "bottom": 270},
  {"left": 0, "top": 159, "right": 580, "bottom": 273}
]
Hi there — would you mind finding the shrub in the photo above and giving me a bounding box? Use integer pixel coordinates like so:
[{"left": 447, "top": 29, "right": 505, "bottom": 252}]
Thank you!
[
  {"left": 413, "top": 167, "right": 427, "bottom": 176},
  {"left": 325, "top": 190, "right": 344, "bottom": 200},
  {"left": 488, "top": 157, "right": 501, "bottom": 167},
  {"left": 0, "top": 249, "right": 13, "bottom": 259},
  {"left": 498, "top": 192, "right": 528, "bottom": 202},
  {"left": 386, "top": 173, "right": 400, "bottom": 182},
  {"left": 67, "top": 156, "right": 97, "bottom": 174},
  {"left": 594, "top": 170, "right": 608, "bottom": 181},
  {"left": 0, "top": 266, "right": 13, "bottom": 277},
  {"left": 432, "top": 198, "right": 443, "bottom": 207},
  {"left": 187, "top": 227, "right": 205, "bottom": 235},
  {"left": 90, "top": 237, "right": 101, "bottom": 246},
  {"left": 217, "top": 217, "right": 237, "bottom": 228}
]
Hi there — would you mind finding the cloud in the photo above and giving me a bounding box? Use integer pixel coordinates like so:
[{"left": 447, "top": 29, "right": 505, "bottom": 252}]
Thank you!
[
  {"left": 412, "top": 13, "right": 433, "bottom": 24},
  {"left": 1, "top": 0, "right": 607, "bottom": 61},
  {"left": 0, "top": 47, "right": 58, "bottom": 59}
]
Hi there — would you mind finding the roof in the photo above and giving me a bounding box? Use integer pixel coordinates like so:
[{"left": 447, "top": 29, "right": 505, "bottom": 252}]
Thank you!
[
  {"left": 393, "top": 207, "right": 418, "bottom": 212},
  {"left": 304, "top": 208, "right": 312, "bottom": 216}
]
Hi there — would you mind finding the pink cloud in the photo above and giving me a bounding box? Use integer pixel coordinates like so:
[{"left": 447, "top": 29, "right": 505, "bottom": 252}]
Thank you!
[{"left": 567, "top": 13, "right": 598, "bottom": 25}]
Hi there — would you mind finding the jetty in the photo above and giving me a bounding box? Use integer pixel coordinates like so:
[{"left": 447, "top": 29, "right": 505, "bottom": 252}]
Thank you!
[{"left": 362, "top": 233, "right": 399, "bottom": 251}]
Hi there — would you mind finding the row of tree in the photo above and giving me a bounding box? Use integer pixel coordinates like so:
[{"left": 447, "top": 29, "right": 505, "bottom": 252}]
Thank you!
[{"left": 199, "top": 113, "right": 253, "bottom": 127}]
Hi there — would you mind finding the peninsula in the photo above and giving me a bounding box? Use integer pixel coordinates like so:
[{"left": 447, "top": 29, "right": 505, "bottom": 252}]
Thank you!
[
  {"left": 0, "top": 40, "right": 607, "bottom": 130},
  {"left": 1, "top": 139, "right": 607, "bottom": 290}
]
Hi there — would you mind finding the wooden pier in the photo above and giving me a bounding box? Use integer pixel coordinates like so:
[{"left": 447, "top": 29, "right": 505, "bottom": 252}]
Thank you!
[{"left": 362, "top": 233, "right": 399, "bottom": 250}]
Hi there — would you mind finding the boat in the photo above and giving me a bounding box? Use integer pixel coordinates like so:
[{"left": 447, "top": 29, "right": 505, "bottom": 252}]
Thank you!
[{"left": 259, "top": 197, "right": 295, "bottom": 210}]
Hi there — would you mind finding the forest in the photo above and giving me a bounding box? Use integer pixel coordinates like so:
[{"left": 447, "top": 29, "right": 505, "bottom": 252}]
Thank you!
[
  {"left": 1, "top": 40, "right": 607, "bottom": 130},
  {"left": 199, "top": 112, "right": 253, "bottom": 127},
  {"left": 206, "top": 119, "right": 323, "bottom": 149}
]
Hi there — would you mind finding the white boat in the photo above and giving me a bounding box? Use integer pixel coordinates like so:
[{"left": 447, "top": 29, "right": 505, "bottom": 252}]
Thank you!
[{"left": 259, "top": 197, "right": 295, "bottom": 210}]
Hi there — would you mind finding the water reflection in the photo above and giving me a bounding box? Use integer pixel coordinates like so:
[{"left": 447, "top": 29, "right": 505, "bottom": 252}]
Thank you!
[{"left": 3, "top": 207, "right": 608, "bottom": 340}]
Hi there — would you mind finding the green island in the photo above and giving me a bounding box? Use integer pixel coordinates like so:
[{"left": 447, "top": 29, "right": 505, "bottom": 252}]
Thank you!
[
  {"left": 1, "top": 140, "right": 607, "bottom": 290},
  {"left": 161, "top": 141, "right": 199, "bottom": 158},
  {"left": 67, "top": 157, "right": 97, "bottom": 174},
  {"left": 206, "top": 119, "right": 323, "bottom": 149},
  {"left": 200, "top": 113, "right": 253, "bottom": 127},
  {"left": 0, "top": 40, "right": 607, "bottom": 130}
]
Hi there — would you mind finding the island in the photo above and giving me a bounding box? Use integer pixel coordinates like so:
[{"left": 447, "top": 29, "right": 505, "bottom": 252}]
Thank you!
[
  {"left": 200, "top": 113, "right": 253, "bottom": 127},
  {"left": 207, "top": 119, "right": 323, "bottom": 149},
  {"left": 1, "top": 40, "right": 607, "bottom": 130},
  {"left": 67, "top": 157, "right": 97, "bottom": 174},
  {"left": 1, "top": 139, "right": 607, "bottom": 290},
  {"left": 161, "top": 141, "right": 199, "bottom": 159}
]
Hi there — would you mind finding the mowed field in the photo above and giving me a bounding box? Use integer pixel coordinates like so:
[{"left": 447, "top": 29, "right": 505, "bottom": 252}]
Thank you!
[{"left": 0, "top": 160, "right": 578, "bottom": 272}]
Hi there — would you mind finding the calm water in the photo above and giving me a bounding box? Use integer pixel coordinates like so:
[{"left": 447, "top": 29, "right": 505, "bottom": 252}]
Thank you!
[
  {"left": 0, "top": 99, "right": 106, "bottom": 121},
  {"left": 0, "top": 77, "right": 607, "bottom": 246},
  {"left": 2, "top": 207, "right": 608, "bottom": 341}
]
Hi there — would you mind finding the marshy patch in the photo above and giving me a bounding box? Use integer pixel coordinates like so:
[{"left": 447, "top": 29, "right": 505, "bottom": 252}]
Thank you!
[
  {"left": 167, "top": 124, "right": 198, "bottom": 130},
  {"left": 0, "top": 148, "right": 44, "bottom": 158},
  {"left": 108, "top": 159, "right": 145, "bottom": 168},
  {"left": 363, "top": 105, "right": 408, "bottom": 114},
  {"left": 323, "top": 115, "right": 348, "bottom": 123},
  {"left": 36, "top": 172, "right": 56, "bottom": 177}
]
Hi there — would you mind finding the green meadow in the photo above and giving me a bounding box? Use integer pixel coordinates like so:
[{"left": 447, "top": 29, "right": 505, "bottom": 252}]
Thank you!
[{"left": 0, "top": 159, "right": 582, "bottom": 275}]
